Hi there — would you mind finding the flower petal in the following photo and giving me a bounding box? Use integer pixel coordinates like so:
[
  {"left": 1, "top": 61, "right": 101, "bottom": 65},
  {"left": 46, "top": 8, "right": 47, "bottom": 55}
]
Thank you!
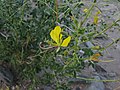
[
  {"left": 50, "top": 26, "right": 62, "bottom": 44},
  {"left": 83, "top": 8, "right": 88, "bottom": 13},
  {"left": 90, "top": 53, "right": 101, "bottom": 62},
  {"left": 60, "top": 34, "right": 63, "bottom": 44},
  {"left": 61, "top": 36, "right": 71, "bottom": 47},
  {"left": 93, "top": 15, "right": 99, "bottom": 25},
  {"left": 50, "top": 30, "right": 57, "bottom": 43},
  {"left": 96, "top": 10, "right": 101, "bottom": 15}
]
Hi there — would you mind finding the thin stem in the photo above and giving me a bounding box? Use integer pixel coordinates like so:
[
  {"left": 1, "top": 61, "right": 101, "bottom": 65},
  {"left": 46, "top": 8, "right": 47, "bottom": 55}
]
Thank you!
[
  {"left": 55, "top": 0, "right": 58, "bottom": 21},
  {"left": 105, "top": 38, "right": 120, "bottom": 49},
  {"left": 39, "top": 0, "right": 57, "bottom": 14},
  {"left": 19, "top": 0, "right": 27, "bottom": 24},
  {"left": 93, "top": 19, "right": 120, "bottom": 38},
  {"left": 100, "top": 38, "right": 120, "bottom": 52},
  {"left": 76, "top": 76, "right": 120, "bottom": 82},
  {"left": 79, "top": 3, "right": 96, "bottom": 28},
  {"left": 6, "top": 0, "right": 28, "bottom": 21}
]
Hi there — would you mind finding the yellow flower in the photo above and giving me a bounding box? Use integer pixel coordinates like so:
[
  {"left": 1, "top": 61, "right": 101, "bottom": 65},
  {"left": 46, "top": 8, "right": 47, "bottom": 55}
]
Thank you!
[
  {"left": 83, "top": 8, "right": 88, "bottom": 13},
  {"left": 93, "top": 10, "right": 101, "bottom": 25},
  {"left": 96, "top": 10, "right": 101, "bottom": 15},
  {"left": 90, "top": 53, "right": 101, "bottom": 62},
  {"left": 91, "top": 46, "right": 100, "bottom": 50},
  {"left": 93, "top": 15, "right": 99, "bottom": 25},
  {"left": 50, "top": 26, "right": 71, "bottom": 47}
]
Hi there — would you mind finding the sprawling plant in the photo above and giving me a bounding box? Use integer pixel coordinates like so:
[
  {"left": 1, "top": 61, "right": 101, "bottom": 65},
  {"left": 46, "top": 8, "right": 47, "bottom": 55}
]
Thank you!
[{"left": 0, "top": 0, "right": 119, "bottom": 89}]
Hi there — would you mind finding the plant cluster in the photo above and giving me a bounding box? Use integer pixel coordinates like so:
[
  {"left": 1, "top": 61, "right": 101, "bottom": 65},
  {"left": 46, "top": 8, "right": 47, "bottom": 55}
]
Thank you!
[{"left": 0, "top": 0, "right": 120, "bottom": 89}]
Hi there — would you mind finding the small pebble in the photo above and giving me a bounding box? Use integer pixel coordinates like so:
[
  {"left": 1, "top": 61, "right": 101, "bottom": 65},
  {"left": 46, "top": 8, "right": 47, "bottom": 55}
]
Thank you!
[
  {"left": 76, "top": 87, "right": 81, "bottom": 90},
  {"left": 108, "top": 73, "right": 116, "bottom": 77}
]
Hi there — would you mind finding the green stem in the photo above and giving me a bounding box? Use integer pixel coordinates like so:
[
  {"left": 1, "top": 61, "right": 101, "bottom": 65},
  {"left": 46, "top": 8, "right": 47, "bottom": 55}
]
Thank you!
[
  {"left": 76, "top": 76, "right": 120, "bottom": 82},
  {"left": 79, "top": 3, "right": 96, "bottom": 28},
  {"left": 41, "top": 0, "right": 57, "bottom": 14},
  {"left": 93, "top": 19, "right": 120, "bottom": 38},
  {"left": 55, "top": 0, "right": 58, "bottom": 21},
  {"left": 101, "top": 38, "right": 120, "bottom": 51},
  {"left": 19, "top": 0, "right": 27, "bottom": 25}
]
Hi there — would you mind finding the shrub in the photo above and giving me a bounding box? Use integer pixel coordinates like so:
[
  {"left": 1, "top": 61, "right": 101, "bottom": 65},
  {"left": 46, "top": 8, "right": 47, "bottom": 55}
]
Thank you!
[{"left": 0, "top": 0, "right": 119, "bottom": 89}]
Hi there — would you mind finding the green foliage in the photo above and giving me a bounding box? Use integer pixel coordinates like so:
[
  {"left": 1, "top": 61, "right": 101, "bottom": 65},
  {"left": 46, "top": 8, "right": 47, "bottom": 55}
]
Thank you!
[
  {"left": 0, "top": 0, "right": 119, "bottom": 89},
  {"left": 0, "top": 0, "right": 56, "bottom": 85}
]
